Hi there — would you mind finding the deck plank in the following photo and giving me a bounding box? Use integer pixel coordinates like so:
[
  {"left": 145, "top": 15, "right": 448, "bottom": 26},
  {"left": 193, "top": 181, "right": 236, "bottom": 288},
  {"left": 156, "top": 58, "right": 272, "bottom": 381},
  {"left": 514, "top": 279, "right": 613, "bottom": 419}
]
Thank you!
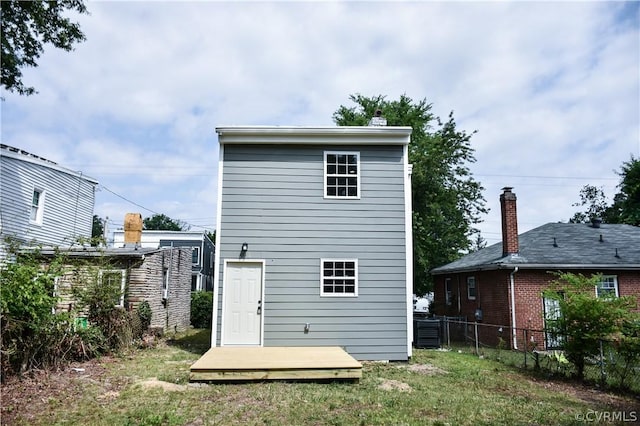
[{"left": 190, "top": 346, "right": 362, "bottom": 382}]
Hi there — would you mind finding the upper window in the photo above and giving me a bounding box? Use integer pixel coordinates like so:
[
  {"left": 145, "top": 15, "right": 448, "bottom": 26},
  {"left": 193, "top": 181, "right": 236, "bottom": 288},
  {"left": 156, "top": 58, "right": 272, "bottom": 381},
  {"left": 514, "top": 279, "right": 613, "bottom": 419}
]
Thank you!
[
  {"left": 324, "top": 152, "right": 360, "bottom": 199},
  {"left": 321, "top": 259, "right": 358, "bottom": 297},
  {"left": 467, "top": 276, "right": 476, "bottom": 300},
  {"left": 445, "top": 278, "right": 453, "bottom": 306},
  {"left": 596, "top": 275, "right": 618, "bottom": 299},
  {"left": 99, "top": 269, "right": 126, "bottom": 307},
  {"left": 30, "top": 188, "right": 45, "bottom": 224},
  {"left": 192, "top": 247, "right": 200, "bottom": 265}
]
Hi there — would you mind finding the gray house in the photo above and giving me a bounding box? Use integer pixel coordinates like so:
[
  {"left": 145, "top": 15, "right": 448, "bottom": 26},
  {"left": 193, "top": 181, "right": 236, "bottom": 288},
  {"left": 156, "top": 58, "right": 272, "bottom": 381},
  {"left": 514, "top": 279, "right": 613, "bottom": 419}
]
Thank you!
[
  {"left": 212, "top": 126, "right": 414, "bottom": 361},
  {"left": 113, "top": 229, "right": 215, "bottom": 292},
  {"left": 0, "top": 144, "right": 98, "bottom": 259}
]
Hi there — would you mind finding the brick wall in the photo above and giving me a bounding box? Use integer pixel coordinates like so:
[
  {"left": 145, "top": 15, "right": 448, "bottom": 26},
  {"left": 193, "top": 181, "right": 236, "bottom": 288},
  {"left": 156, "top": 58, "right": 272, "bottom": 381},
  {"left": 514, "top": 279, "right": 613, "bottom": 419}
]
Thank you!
[{"left": 434, "top": 268, "right": 640, "bottom": 350}]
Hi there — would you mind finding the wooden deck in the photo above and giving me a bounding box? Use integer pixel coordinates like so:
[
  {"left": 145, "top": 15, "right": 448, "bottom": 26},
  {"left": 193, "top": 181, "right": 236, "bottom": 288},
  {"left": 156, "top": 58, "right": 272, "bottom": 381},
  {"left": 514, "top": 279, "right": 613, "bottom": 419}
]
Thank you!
[{"left": 189, "top": 346, "right": 363, "bottom": 382}]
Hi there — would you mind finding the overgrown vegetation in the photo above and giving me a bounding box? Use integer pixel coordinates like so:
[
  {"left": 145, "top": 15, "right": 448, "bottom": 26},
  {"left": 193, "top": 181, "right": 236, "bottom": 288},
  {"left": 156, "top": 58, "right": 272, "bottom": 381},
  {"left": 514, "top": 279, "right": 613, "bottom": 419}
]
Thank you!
[
  {"left": 2, "top": 333, "right": 636, "bottom": 426},
  {"left": 0, "top": 243, "right": 153, "bottom": 380},
  {"left": 190, "top": 291, "right": 212, "bottom": 329},
  {"left": 544, "top": 272, "right": 640, "bottom": 381}
]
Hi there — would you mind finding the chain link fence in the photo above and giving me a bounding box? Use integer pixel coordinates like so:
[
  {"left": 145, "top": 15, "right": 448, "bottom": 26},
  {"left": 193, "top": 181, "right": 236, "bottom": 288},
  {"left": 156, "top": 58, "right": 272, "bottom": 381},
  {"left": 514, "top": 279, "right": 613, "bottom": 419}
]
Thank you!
[{"left": 426, "top": 317, "right": 640, "bottom": 395}]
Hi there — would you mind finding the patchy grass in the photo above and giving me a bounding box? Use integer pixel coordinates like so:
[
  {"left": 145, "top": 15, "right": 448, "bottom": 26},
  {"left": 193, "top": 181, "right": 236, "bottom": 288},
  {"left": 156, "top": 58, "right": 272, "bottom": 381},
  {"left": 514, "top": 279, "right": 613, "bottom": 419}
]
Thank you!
[{"left": 2, "top": 330, "right": 637, "bottom": 426}]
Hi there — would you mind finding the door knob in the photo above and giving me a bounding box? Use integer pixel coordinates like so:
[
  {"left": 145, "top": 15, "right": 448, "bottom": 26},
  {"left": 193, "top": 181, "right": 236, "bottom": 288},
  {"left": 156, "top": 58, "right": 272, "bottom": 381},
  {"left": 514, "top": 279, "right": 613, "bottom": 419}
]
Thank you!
[{"left": 257, "top": 300, "right": 262, "bottom": 315}]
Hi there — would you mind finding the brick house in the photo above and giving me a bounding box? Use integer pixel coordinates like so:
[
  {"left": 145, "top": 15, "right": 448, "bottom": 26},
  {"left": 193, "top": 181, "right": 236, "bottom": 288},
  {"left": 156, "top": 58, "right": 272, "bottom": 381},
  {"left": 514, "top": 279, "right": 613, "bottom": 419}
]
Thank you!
[{"left": 431, "top": 187, "right": 640, "bottom": 350}]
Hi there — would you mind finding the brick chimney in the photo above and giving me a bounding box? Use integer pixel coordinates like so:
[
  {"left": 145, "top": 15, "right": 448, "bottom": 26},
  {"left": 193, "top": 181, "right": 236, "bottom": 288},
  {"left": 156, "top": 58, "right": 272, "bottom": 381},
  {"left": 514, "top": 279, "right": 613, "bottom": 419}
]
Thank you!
[{"left": 500, "top": 187, "right": 519, "bottom": 257}]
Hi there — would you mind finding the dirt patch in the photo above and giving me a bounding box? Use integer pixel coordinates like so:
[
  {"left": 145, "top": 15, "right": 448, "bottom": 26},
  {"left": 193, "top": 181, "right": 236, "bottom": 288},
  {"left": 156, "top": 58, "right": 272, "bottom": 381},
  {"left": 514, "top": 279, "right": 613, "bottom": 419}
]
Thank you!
[
  {"left": 0, "top": 357, "right": 126, "bottom": 425},
  {"left": 136, "top": 378, "right": 187, "bottom": 392},
  {"left": 378, "top": 378, "right": 412, "bottom": 392},
  {"left": 406, "top": 363, "right": 448, "bottom": 375}
]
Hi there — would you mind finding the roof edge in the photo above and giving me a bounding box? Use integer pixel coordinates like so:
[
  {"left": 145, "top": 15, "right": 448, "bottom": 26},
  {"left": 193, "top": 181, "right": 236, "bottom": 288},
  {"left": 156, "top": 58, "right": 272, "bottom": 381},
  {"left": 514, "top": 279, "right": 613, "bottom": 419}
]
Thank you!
[
  {"left": 215, "top": 126, "right": 412, "bottom": 146},
  {"left": 431, "top": 263, "right": 640, "bottom": 275}
]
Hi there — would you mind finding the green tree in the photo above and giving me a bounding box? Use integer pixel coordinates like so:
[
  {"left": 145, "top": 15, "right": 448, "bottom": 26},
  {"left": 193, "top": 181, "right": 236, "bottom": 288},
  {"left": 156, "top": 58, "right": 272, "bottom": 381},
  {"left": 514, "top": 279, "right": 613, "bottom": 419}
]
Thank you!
[
  {"left": 143, "top": 214, "right": 189, "bottom": 231},
  {"left": 1, "top": 0, "right": 88, "bottom": 96},
  {"left": 333, "top": 94, "right": 488, "bottom": 295},
  {"left": 91, "top": 215, "right": 104, "bottom": 246},
  {"left": 569, "top": 185, "right": 608, "bottom": 224},
  {"left": 544, "top": 272, "right": 638, "bottom": 380},
  {"left": 604, "top": 156, "right": 640, "bottom": 226}
]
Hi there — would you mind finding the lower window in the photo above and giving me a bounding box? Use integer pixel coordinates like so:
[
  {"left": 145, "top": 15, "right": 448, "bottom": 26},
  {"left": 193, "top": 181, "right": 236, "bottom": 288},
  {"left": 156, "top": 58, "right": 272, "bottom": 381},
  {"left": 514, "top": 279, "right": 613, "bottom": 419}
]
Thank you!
[{"left": 321, "top": 259, "right": 358, "bottom": 297}]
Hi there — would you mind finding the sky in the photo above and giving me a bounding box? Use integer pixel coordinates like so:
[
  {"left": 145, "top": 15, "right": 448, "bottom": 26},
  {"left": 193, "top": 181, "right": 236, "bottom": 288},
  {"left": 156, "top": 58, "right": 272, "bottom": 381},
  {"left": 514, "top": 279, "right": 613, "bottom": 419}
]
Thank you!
[{"left": 2, "top": 0, "right": 639, "bottom": 247}]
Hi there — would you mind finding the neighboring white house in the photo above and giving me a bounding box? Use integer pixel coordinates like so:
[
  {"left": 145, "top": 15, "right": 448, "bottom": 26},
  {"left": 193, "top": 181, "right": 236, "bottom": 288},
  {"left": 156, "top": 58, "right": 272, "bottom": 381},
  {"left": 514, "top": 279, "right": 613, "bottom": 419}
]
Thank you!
[
  {"left": 113, "top": 229, "right": 215, "bottom": 291},
  {"left": 0, "top": 144, "right": 98, "bottom": 260}
]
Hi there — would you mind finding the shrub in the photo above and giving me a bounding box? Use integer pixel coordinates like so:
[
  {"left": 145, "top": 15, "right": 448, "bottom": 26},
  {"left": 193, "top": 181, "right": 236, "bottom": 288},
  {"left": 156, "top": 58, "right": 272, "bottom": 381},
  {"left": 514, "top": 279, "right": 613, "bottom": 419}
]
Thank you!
[
  {"left": 191, "top": 291, "right": 212, "bottom": 329},
  {"left": 137, "top": 300, "right": 152, "bottom": 331},
  {"left": 544, "top": 272, "right": 638, "bottom": 380}
]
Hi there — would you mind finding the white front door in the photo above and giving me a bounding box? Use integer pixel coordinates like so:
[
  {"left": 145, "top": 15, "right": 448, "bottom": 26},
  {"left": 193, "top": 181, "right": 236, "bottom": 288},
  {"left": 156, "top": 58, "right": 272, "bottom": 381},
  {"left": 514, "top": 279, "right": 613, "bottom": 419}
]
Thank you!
[{"left": 222, "top": 261, "right": 263, "bottom": 346}]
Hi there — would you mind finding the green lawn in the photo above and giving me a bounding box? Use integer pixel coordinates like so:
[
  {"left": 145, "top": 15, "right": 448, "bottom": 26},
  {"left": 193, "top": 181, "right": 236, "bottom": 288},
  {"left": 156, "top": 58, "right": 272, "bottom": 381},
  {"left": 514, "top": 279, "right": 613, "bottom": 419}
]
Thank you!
[{"left": 3, "top": 329, "right": 636, "bottom": 426}]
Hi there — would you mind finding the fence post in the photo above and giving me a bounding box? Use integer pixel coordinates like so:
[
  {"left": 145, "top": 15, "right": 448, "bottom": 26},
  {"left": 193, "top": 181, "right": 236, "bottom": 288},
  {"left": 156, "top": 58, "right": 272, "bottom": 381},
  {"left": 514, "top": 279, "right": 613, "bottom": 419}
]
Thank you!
[
  {"left": 446, "top": 319, "right": 450, "bottom": 346},
  {"left": 474, "top": 322, "right": 479, "bottom": 356},
  {"left": 599, "top": 339, "right": 606, "bottom": 385},
  {"left": 523, "top": 329, "right": 528, "bottom": 369}
]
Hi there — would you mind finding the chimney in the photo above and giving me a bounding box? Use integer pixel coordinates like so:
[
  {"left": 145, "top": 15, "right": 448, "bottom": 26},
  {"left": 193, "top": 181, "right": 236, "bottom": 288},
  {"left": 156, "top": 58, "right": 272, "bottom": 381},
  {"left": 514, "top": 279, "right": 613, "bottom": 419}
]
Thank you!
[
  {"left": 500, "top": 187, "right": 519, "bottom": 257},
  {"left": 368, "top": 109, "right": 387, "bottom": 126},
  {"left": 124, "top": 213, "right": 143, "bottom": 246}
]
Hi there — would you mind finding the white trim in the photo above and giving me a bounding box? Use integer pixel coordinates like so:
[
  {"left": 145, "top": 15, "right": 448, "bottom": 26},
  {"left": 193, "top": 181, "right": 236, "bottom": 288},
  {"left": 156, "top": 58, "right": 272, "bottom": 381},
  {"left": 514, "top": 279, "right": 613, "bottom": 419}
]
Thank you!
[
  {"left": 596, "top": 275, "right": 619, "bottom": 298},
  {"left": 216, "top": 126, "right": 412, "bottom": 146},
  {"left": 403, "top": 145, "right": 413, "bottom": 358},
  {"left": 467, "top": 276, "right": 477, "bottom": 300},
  {"left": 323, "top": 151, "right": 361, "bottom": 200},
  {"left": 211, "top": 144, "right": 224, "bottom": 347},
  {"left": 220, "top": 259, "right": 266, "bottom": 346},
  {"left": 510, "top": 267, "right": 519, "bottom": 350},
  {"left": 320, "top": 258, "right": 359, "bottom": 297},
  {"left": 99, "top": 269, "right": 126, "bottom": 307},
  {"left": 29, "top": 187, "right": 45, "bottom": 225},
  {"left": 191, "top": 246, "right": 200, "bottom": 265}
]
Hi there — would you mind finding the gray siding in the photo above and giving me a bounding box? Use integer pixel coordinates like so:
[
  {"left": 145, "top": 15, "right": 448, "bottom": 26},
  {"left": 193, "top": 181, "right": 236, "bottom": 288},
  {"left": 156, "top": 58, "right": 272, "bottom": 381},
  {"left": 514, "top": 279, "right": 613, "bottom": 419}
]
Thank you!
[
  {"left": 0, "top": 152, "right": 96, "bottom": 249},
  {"left": 217, "top": 144, "right": 408, "bottom": 361}
]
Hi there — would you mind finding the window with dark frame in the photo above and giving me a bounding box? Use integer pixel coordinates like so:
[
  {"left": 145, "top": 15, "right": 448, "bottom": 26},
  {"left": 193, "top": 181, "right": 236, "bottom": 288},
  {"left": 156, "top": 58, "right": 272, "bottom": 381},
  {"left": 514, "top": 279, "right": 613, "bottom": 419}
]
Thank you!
[
  {"left": 321, "top": 260, "right": 357, "bottom": 296},
  {"left": 445, "top": 278, "right": 453, "bottom": 306},
  {"left": 325, "top": 152, "right": 359, "bottom": 198}
]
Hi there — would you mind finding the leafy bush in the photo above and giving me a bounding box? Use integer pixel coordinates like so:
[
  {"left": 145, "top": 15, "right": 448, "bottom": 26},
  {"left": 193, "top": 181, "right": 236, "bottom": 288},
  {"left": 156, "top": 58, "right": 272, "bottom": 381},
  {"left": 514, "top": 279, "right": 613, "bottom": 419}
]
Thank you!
[
  {"left": 544, "top": 272, "right": 639, "bottom": 380},
  {"left": 136, "top": 300, "right": 152, "bottom": 332},
  {"left": 1, "top": 247, "right": 64, "bottom": 376},
  {"left": 190, "top": 291, "right": 212, "bottom": 329}
]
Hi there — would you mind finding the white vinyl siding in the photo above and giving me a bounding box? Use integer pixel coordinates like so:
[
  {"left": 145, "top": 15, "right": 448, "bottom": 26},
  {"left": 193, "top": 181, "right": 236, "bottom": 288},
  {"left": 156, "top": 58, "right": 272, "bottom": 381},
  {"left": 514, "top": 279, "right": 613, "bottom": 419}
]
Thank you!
[{"left": 324, "top": 151, "right": 360, "bottom": 199}]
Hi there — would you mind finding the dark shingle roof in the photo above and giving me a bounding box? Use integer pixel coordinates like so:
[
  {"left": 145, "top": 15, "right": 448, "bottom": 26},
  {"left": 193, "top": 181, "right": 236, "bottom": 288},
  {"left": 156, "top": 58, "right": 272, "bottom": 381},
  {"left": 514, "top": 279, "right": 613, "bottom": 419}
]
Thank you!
[{"left": 431, "top": 223, "right": 640, "bottom": 274}]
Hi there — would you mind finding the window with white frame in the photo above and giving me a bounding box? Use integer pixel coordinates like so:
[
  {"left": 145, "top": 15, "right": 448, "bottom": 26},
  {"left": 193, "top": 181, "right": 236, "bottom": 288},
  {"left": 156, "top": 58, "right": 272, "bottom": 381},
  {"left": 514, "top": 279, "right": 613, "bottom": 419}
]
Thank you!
[
  {"left": 324, "top": 152, "right": 360, "bottom": 198},
  {"left": 445, "top": 278, "right": 453, "bottom": 306},
  {"left": 321, "top": 259, "right": 358, "bottom": 296},
  {"left": 596, "top": 275, "right": 619, "bottom": 299},
  {"left": 99, "top": 269, "right": 126, "bottom": 307},
  {"left": 162, "top": 267, "right": 169, "bottom": 299},
  {"left": 192, "top": 247, "right": 200, "bottom": 265},
  {"left": 467, "top": 276, "right": 476, "bottom": 300},
  {"left": 30, "top": 188, "right": 45, "bottom": 224}
]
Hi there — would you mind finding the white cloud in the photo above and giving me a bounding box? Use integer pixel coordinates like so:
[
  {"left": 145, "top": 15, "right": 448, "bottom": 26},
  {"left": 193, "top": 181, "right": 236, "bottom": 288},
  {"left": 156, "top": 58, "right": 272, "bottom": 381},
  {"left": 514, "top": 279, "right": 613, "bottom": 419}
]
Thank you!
[{"left": 1, "top": 0, "right": 637, "bottom": 241}]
